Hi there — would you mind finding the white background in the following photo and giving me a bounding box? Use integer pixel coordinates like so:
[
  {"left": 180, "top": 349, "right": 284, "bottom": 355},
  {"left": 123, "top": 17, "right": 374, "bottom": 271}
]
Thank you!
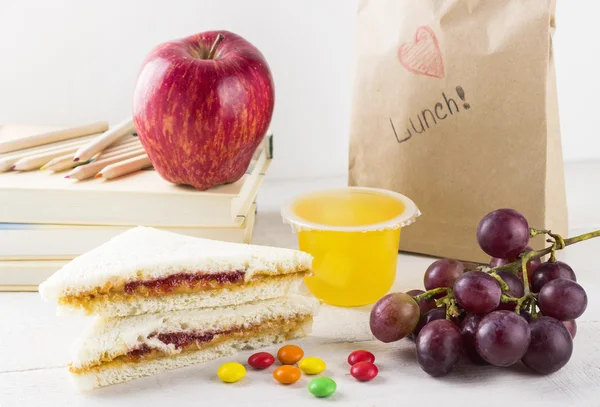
[{"left": 0, "top": 0, "right": 598, "bottom": 179}]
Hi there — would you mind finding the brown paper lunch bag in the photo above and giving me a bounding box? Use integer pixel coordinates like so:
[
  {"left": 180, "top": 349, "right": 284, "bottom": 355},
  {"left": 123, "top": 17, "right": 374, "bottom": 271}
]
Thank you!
[{"left": 348, "top": 0, "right": 567, "bottom": 263}]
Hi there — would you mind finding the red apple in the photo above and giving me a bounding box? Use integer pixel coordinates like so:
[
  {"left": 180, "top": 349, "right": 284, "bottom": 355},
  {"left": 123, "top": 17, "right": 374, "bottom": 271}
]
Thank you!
[{"left": 132, "top": 30, "right": 275, "bottom": 190}]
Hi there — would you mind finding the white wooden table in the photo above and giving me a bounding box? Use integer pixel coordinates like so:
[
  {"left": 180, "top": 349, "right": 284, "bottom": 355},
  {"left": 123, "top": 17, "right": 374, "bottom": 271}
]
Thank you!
[{"left": 1, "top": 164, "right": 599, "bottom": 407}]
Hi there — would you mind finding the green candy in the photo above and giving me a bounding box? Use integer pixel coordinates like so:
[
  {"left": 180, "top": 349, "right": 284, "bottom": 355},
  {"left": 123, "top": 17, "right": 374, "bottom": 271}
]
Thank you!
[{"left": 308, "top": 377, "right": 336, "bottom": 398}]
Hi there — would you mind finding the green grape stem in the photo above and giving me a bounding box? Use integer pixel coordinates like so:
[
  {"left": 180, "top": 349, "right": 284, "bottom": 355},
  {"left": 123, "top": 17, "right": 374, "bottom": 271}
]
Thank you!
[
  {"left": 434, "top": 294, "right": 461, "bottom": 320},
  {"left": 490, "top": 272, "right": 510, "bottom": 291},
  {"left": 492, "top": 228, "right": 600, "bottom": 314},
  {"left": 412, "top": 228, "right": 600, "bottom": 317},
  {"left": 447, "top": 300, "right": 461, "bottom": 319},
  {"left": 521, "top": 255, "right": 531, "bottom": 296},
  {"left": 500, "top": 294, "right": 519, "bottom": 303},
  {"left": 491, "top": 228, "right": 600, "bottom": 275},
  {"left": 413, "top": 289, "right": 460, "bottom": 320},
  {"left": 413, "top": 287, "right": 452, "bottom": 303}
]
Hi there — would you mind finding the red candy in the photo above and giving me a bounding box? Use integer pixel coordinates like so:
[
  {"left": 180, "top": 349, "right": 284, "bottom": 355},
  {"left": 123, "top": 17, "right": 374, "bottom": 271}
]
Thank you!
[
  {"left": 248, "top": 352, "right": 275, "bottom": 369},
  {"left": 350, "top": 361, "right": 378, "bottom": 381},
  {"left": 348, "top": 350, "right": 375, "bottom": 365}
]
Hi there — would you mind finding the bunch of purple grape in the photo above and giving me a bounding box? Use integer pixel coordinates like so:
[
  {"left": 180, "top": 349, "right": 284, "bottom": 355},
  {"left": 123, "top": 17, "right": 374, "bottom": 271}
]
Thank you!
[{"left": 369, "top": 208, "right": 588, "bottom": 377}]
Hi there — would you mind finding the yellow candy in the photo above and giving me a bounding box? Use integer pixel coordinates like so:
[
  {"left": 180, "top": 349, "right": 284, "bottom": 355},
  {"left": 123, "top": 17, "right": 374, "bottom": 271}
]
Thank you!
[
  {"left": 217, "top": 362, "right": 246, "bottom": 383},
  {"left": 298, "top": 357, "right": 326, "bottom": 375}
]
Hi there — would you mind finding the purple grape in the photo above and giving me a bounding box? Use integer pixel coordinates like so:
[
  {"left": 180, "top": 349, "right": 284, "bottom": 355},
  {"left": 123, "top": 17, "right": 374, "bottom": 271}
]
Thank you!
[
  {"left": 370, "top": 293, "right": 420, "bottom": 343},
  {"left": 522, "top": 316, "right": 573, "bottom": 374},
  {"left": 424, "top": 259, "right": 464, "bottom": 291},
  {"left": 495, "top": 270, "right": 524, "bottom": 311},
  {"left": 460, "top": 314, "right": 487, "bottom": 365},
  {"left": 475, "top": 310, "right": 531, "bottom": 366},
  {"left": 538, "top": 279, "right": 587, "bottom": 321},
  {"left": 416, "top": 320, "right": 463, "bottom": 377},
  {"left": 409, "top": 306, "right": 447, "bottom": 341},
  {"left": 531, "top": 261, "right": 576, "bottom": 293},
  {"left": 406, "top": 289, "right": 437, "bottom": 316},
  {"left": 562, "top": 320, "right": 577, "bottom": 339},
  {"left": 454, "top": 271, "right": 501, "bottom": 314},
  {"left": 477, "top": 209, "right": 529, "bottom": 259}
]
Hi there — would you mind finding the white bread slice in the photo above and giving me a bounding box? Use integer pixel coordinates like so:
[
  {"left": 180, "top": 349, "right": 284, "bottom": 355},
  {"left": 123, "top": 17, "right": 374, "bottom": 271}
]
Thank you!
[
  {"left": 39, "top": 226, "right": 312, "bottom": 301},
  {"left": 70, "top": 295, "right": 319, "bottom": 371},
  {"left": 74, "top": 320, "right": 312, "bottom": 391},
  {"left": 59, "top": 274, "right": 303, "bottom": 317}
]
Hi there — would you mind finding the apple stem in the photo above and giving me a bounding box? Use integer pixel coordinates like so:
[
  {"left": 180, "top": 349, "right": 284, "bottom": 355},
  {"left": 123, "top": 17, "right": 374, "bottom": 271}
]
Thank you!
[{"left": 208, "top": 33, "right": 225, "bottom": 59}]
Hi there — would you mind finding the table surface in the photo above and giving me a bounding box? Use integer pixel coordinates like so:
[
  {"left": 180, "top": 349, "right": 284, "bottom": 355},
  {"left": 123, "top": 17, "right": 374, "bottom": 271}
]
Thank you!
[{"left": 1, "top": 161, "right": 600, "bottom": 407}]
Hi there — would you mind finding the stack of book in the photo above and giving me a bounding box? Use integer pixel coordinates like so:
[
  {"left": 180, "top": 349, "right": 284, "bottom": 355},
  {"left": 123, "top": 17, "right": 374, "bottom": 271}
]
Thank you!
[{"left": 0, "top": 125, "right": 272, "bottom": 291}]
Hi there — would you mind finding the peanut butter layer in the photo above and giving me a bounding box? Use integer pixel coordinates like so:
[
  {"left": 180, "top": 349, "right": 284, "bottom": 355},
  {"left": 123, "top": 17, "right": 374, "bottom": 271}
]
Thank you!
[
  {"left": 69, "top": 314, "right": 312, "bottom": 374},
  {"left": 59, "top": 271, "right": 307, "bottom": 312}
]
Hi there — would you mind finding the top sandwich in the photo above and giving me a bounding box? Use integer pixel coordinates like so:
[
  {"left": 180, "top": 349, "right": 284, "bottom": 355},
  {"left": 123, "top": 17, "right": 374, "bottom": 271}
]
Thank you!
[{"left": 39, "top": 226, "right": 312, "bottom": 317}]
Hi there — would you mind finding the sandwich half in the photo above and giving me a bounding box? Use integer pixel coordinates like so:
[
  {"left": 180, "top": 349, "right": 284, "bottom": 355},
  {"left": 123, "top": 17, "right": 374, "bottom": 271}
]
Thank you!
[
  {"left": 69, "top": 295, "right": 318, "bottom": 390},
  {"left": 39, "top": 226, "right": 312, "bottom": 317}
]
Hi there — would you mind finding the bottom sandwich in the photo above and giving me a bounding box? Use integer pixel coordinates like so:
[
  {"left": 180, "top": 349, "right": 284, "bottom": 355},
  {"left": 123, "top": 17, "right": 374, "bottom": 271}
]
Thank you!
[{"left": 69, "top": 295, "right": 319, "bottom": 390}]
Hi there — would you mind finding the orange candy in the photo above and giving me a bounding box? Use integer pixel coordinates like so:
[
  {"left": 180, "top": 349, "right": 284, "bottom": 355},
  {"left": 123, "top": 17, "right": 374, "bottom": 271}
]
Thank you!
[
  {"left": 273, "top": 365, "right": 302, "bottom": 384},
  {"left": 277, "top": 345, "right": 304, "bottom": 365}
]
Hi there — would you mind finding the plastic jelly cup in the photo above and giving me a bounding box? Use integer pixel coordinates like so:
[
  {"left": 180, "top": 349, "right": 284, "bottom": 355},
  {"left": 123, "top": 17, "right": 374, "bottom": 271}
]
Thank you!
[{"left": 281, "top": 187, "right": 420, "bottom": 307}]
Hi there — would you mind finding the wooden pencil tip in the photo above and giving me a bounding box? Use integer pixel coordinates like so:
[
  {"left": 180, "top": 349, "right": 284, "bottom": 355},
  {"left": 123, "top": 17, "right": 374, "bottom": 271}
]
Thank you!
[
  {"left": 73, "top": 157, "right": 80, "bottom": 162},
  {"left": 8, "top": 165, "right": 15, "bottom": 170},
  {"left": 64, "top": 175, "right": 70, "bottom": 179},
  {"left": 40, "top": 166, "right": 46, "bottom": 170},
  {"left": 94, "top": 173, "right": 102, "bottom": 178}
]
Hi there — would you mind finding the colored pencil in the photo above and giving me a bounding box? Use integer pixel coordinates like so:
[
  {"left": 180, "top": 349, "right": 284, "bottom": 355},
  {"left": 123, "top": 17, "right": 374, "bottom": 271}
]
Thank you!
[
  {"left": 0, "top": 134, "right": 99, "bottom": 172},
  {"left": 95, "top": 154, "right": 152, "bottom": 180},
  {"left": 95, "top": 141, "right": 143, "bottom": 160},
  {"left": 72, "top": 118, "right": 135, "bottom": 162},
  {"left": 97, "top": 136, "right": 141, "bottom": 153},
  {"left": 42, "top": 154, "right": 88, "bottom": 172},
  {"left": 65, "top": 148, "right": 146, "bottom": 180},
  {"left": 13, "top": 145, "right": 83, "bottom": 171},
  {"left": 0, "top": 121, "right": 108, "bottom": 154},
  {"left": 43, "top": 135, "right": 139, "bottom": 172},
  {"left": 0, "top": 133, "right": 96, "bottom": 160}
]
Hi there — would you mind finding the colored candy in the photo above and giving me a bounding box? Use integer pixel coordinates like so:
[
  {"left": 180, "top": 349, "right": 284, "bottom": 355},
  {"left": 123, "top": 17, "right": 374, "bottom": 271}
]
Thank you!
[
  {"left": 217, "top": 362, "right": 246, "bottom": 383},
  {"left": 218, "top": 349, "right": 378, "bottom": 390},
  {"left": 308, "top": 377, "right": 337, "bottom": 398},
  {"left": 277, "top": 344, "right": 304, "bottom": 365},
  {"left": 273, "top": 365, "right": 302, "bottom": 384},
  {"left": 248, "top": 352, "right": 275, "bottom": 369},
  {"left": 348, "top": 350, "right": 375, "bottom": 365},
  {"left": 350, "top": 361, "right": 378, "bottom": 381},
  {"left": 298, "top": 357, "right": 326, "bottom": 375}
]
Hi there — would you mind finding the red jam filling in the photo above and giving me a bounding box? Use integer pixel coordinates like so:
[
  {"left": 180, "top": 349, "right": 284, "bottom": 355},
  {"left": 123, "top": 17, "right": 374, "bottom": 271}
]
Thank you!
[
  {"left": 155, "top": 331, "right": 217, "bottom": 348},
  {"left": 123, "top": 271, "right": 245, "bottom": 294},
  {"left": 127, "top": 329, "right": 231, "bottom": 359}
]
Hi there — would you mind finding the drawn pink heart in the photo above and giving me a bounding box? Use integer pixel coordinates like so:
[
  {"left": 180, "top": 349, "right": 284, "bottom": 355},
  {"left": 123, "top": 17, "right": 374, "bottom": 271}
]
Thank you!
[{"left": 398, "top": 26, "right": 445, "bottom": 79}]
